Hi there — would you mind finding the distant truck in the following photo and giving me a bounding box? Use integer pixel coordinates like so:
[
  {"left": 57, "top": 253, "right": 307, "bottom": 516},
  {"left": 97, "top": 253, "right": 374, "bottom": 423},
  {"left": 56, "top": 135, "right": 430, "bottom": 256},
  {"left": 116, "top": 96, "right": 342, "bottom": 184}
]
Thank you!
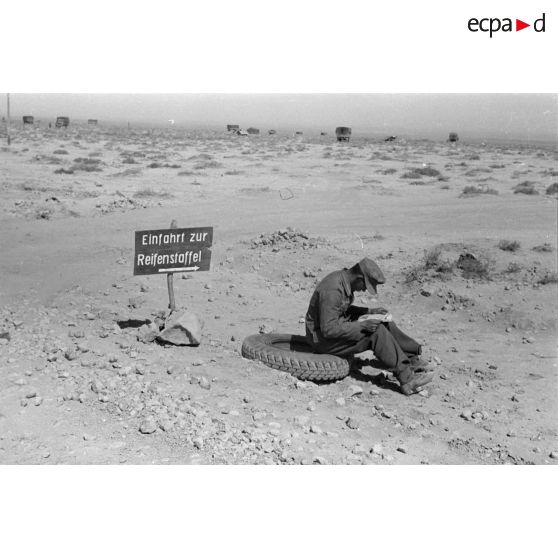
[
  {"left": 55, "top": 116, "right": 70, "bottom": 128},
  {"left": 88, "top": 119, "right": 98, "bottom": 125},
  {"left": 247, "top": 127, "right": 260, "bottom": 135},
  {"left": 448, "top": 132, "right": 459, "bottom": 142},
  {"left": 268, "top": 129, "right": 277, "bottom": 135},
  {"left": 22, "top": 115, "right": 34, "bottom": 125},
  {"left": 335, "top": 127, "right": 351, "bottom": 142},
  {"left": 227, "top": 124, "right": 240, "bottom": 132}
]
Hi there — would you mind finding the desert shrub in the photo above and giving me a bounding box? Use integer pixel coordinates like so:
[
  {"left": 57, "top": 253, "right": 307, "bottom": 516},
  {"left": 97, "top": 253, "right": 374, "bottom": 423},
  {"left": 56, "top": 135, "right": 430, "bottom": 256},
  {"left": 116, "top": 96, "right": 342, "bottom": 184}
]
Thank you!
[
  {"left": 532, "top": 243, "right": 554, "bottom": 253},
  {"left": 424, "top": 247, "right": 442, "bottom": 269},
  {"left": 405, "top": 246, "right": 455, "bottom": 283},
  {"left": 498, "top": 240, "right": 521, "bottom": 252},
  {"left": 74, "top": 157, "right": 101, "bottom": 164},
  {"left": 147, "top": 162, "right": 162, "bottom": 168},
  {"left": 545, "top": 183, "right": 558, "bottom": 195},
  {"left": 402, "top": 167, "right": 440, "bottom": 179},
  {"left": 513, "top": 181, "right": 538, "bottom": 195},
  {"left": 54, "top": 168, "right": 74, "bottom": 175},
  {"left": 188, "top": 153, "right": 213, "bottom": 161},
  {"left": 122, "top": 157, "right": 137, "bottom": 164},
  {"left": 461, "top": 185, "right": 499, "bottom": 196},
  {"left": 70, "top": 162, "right": 102, "bottom": 172},
  {"left": 224, "top": 170, "right": 245, "bottom": 175},
  {"left": 376, "top": 168, "right": 398, "bottom": 175},
  {"left": 193, "top": 160, "right": 222, "bottom": 170},
  {"left": 456, "top": 253, "right": 493, "bottom": 280},
  {"left": 505, "top": 262, "right": 522, "bottom": 273},
  {"left": 489, "top": 163, "right": 505, "bottom": 169},
  {"left": 53, "top": 149, "right": 68, "bottom": 155},
  {"left": 134, "top": 187, "right": 173, "bottom": 198},
  {"left": 538, "top": 272, "right": 558, "bottom": 285},
  {"left": 177, "top": 170, "right": 197, "bottom": 176},
  {"left": 43, "top": 156, "right": 63, "bottom": 165},
  {"left": 467, "top": 153, "right": 481, "bottom": 160},
  {"left": 463, "top": 167, "right": 493, "bottom": 176}
]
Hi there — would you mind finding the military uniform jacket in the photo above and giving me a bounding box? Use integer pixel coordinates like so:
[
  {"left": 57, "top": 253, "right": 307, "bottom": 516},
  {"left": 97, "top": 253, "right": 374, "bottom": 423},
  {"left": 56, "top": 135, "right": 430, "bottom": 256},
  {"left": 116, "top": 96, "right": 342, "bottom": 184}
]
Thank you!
[{"left": 305, "top": 269, "right": 369, "bottom": 352}]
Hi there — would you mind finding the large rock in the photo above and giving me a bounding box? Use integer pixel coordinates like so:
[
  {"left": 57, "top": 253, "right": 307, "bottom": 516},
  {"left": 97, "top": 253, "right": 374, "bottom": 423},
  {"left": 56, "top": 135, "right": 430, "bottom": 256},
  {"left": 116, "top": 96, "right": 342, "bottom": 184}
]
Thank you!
[{"left": 157, "top": 311, "right": 203, "bottom": 346}]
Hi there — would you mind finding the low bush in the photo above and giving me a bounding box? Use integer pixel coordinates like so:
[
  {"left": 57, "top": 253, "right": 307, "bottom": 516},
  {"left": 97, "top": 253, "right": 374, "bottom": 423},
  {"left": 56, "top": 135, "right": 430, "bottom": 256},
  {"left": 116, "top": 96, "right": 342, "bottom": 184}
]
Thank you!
[
  {"left": 461, "top": 185, "right": 499, "bottom": 196},
  {"left": 402, "top": 167, "right": 440, "bottom": 179},
  {"left": 53, "top": 149, "right": 68, "bottom": 155},
  {"left": 545, "top": 183, "right": 558, "bottom": 195},
  {"left": 532, "top": 243, "right": 554, "bottom": 253},
  {"left": 498, "top": 240, "right": 521, "bottom": 252},
  {"left": 513, "top": 181, "right": 538, "bottom": 195},
  {"left": 538, "top": 272, "right": 558, "bottom": 285},
  {"left": 134, "top": 187, "right": 173, "bottom": 199},
  {"left": 505, "top": 262, "right": 522, "bottom": 273}
]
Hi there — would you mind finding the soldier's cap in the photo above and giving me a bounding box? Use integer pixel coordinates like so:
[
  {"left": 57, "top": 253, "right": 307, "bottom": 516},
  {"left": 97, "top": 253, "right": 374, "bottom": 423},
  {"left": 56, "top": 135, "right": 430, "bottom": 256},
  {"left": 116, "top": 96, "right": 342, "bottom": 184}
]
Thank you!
[{"left": 357, "top": 258, "right": 385, "bottom": 294}]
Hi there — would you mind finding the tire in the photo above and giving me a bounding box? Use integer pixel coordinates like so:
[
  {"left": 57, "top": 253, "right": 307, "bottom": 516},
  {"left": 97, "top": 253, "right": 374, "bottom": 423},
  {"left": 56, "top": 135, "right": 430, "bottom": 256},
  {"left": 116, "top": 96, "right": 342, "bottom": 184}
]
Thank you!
[{"left": 241, "top": 333, "right": 351, "bottom": 382}]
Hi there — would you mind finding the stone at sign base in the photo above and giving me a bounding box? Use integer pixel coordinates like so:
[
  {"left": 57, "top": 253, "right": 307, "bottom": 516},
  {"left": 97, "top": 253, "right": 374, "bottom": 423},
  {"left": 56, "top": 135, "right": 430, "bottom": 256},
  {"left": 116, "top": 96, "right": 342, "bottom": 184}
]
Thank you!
[{"left": 157, "top": 311, "right": 203, "bottom": 346}]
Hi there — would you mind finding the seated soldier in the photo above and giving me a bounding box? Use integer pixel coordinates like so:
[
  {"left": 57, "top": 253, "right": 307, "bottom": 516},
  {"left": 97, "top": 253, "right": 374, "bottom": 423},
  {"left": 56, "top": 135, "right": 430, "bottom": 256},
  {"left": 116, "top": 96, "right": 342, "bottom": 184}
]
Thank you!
[{"left": 305, "top": 257, "right": 434, "bottom": 395}]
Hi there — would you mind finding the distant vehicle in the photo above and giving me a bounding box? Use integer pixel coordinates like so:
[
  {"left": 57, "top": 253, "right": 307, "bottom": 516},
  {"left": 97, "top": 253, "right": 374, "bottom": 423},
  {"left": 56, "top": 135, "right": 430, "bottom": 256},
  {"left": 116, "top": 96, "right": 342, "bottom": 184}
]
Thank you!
[
  {"left": 320, "top": 132, "right": 327, "bottom": 136},
  {"left": 268, "top": 129, "right": 277, "bottom": 135},
  {"left": 236, "top": 129, "right": 249, "bottom": 136},
  {"left": 22, "top": 115, "right": 34, "bottom": 125},
  {"left": 295, "top": 131, "right": 303, "bottom": 136},
  {"left": 448, "top": 132, "right": 459, "bottom": 142},
  {"left": 55, "top": 116, "right": 70, "bottom": 128},
  {"left": 384, "top": 135, "right": 397, "bottom": 142},
  {"left": 247, "top": 127, "right": 260, "bottom": 135},
  {"left": 227, "top": 124, "right": 240, "bottom": 132},
  {"left": 335, "top": 126, "right": 351, "bottom": 142},
  {"left": 87, "top": 119, "right": 98, "bottom": 125}
]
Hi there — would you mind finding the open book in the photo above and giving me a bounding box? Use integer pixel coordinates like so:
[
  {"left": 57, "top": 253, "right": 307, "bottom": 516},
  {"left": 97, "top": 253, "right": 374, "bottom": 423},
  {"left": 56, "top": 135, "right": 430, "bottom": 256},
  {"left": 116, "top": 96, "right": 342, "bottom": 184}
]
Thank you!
[{"left": 358, "top": 313, "right": 393, "bottom": 322}]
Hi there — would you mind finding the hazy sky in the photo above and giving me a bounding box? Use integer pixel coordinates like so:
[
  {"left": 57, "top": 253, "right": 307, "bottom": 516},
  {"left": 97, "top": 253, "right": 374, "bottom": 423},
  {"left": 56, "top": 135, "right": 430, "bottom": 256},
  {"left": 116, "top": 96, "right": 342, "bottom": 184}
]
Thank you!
[{"left": 3, "top": 93, "right": 557, "bottom": 142}]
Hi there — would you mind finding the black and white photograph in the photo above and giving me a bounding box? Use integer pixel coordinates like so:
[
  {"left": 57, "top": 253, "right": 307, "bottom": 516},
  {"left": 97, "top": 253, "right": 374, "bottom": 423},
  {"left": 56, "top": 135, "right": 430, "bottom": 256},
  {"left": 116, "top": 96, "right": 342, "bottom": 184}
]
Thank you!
[{"left": 1, "top": 1, "right": 556, "bottom": 556}]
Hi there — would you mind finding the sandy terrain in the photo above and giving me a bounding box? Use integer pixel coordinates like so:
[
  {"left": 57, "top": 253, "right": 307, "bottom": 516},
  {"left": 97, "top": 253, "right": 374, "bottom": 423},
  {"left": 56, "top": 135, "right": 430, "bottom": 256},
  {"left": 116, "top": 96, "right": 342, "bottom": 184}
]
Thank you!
[{"left": 1, "top": 124, "right": 557, "bottom": 464}]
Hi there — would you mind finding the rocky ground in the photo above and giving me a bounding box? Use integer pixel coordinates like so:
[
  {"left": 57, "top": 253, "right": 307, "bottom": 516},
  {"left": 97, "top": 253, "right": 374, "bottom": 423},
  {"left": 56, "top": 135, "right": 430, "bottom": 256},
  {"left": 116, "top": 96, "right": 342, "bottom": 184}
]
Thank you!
[{"left": 1, "top": 125, "right": 557, "bottom": 464}]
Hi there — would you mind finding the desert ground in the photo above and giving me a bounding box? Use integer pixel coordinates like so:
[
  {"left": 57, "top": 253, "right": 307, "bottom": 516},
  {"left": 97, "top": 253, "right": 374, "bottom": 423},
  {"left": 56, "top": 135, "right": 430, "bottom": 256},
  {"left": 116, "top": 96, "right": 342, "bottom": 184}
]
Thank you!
[{"left": 0, "top": 124, "right": 556, "bottom": 465}]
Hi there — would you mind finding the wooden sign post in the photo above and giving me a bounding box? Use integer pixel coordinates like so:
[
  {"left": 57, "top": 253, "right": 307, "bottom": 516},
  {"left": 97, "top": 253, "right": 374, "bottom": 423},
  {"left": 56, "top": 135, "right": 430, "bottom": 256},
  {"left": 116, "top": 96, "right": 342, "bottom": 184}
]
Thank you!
[{"left": 134, "top": 224, "right": 213, "bottom": 311}]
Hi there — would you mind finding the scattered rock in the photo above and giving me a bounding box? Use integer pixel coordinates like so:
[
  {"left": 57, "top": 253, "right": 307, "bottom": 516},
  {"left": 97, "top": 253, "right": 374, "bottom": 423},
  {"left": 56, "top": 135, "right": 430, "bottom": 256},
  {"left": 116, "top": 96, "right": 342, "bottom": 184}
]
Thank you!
[
  {"left": 550, "top": 451, "right": 558, "bottom": 459},
  {"left": 310, "top": 424, "right": 322, "bottom": 434},
  {"left": 371, "top": 443, "right": 384, "bottom": 455},
  {"left": 346, "top": 417, "right": 360, "bottom": 430},
  {"left": 64, "top": 348, "right": 78, "bottom": 361},
  {"left": 139, "top": 418, "right": 158, "bottom": 434},
  {"left": 138, "top": 323, "right": 160, "bottom": 343},
  {"left": 198, "top": 376, "right": 211, "bottom": 390},
  {"left": 294, "top": 415, "right": 310, "bottom": 427},
  {"left": 157, "top": 311, "right": 203, "bottom": 346},
  {"left": 259, "top": 323, "right": 273, "bottom": 334},
  {"left": 347, "top": 385, "right": 363, "bottom": 397}
]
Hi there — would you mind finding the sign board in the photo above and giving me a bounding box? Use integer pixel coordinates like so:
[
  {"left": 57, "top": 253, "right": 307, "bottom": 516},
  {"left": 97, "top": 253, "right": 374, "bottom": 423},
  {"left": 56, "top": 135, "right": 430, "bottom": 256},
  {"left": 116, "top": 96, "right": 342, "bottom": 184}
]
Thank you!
[{"left": 134, "top": 227, "right": 213, "bottom": 276}]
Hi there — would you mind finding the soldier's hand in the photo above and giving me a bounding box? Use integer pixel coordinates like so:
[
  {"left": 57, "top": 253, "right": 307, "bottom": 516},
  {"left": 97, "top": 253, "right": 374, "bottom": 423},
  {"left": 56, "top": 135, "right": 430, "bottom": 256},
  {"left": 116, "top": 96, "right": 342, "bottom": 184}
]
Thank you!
[
  {"left": 369, "top": 307, "right": 388, "bottom": 314},
  {"left": 360, "top": 319, "right": 382, "bottom": 333}
]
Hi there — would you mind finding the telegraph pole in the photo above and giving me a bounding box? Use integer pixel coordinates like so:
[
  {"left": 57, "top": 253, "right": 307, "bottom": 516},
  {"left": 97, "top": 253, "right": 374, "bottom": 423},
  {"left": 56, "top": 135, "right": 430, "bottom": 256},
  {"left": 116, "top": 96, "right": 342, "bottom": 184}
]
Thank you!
[{"left": 6, "top": 93, "right": 11, "bottom": 146}]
